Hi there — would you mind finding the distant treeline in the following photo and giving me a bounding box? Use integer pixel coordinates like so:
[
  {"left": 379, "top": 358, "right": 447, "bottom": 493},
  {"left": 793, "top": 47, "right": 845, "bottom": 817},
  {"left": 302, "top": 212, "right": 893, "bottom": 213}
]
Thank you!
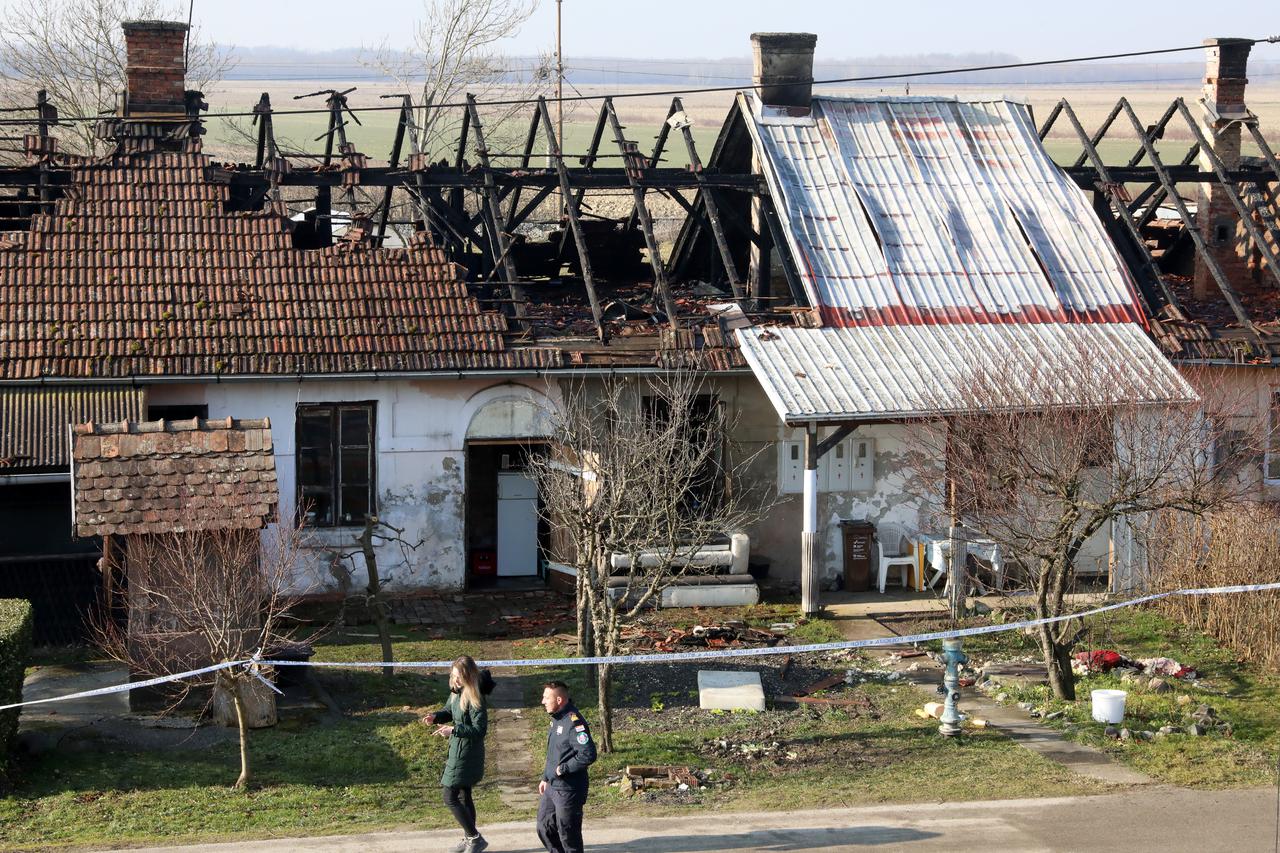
[{"left": 221, "top": 46, "right": 1280, "bottom": 87}]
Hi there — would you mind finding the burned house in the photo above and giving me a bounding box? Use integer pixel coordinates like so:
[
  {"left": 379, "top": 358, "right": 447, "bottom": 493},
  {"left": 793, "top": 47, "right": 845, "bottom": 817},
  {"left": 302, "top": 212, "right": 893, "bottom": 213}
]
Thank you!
[
  {"left": 0, "top": 20, "right": 1258, "bottom": 630},
  {"left": 1038, "top": 38, "right": 1280, "bottom": 496}
]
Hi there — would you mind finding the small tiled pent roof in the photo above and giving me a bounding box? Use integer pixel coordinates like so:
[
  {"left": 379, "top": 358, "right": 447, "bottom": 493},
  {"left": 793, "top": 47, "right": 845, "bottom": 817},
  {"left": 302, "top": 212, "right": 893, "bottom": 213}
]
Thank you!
[
  {"left": 0, "top": 138, "right": 562, "bottom": 380},
  {"left": 71, "top": 416, "right": 278, "bottom": 537}
]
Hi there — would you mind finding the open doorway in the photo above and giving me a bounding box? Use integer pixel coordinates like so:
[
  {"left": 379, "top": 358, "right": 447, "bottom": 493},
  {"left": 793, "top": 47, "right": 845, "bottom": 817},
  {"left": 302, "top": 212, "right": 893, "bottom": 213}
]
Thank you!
[{"left": 464, "top": 442, "right": 549, "bottom": 589}]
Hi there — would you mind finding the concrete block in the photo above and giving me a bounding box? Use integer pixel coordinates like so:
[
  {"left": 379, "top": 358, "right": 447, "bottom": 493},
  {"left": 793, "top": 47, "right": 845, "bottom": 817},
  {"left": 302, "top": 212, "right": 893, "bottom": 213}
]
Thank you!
[
  {"left": 698, "top": 670, "right": 766, "bottom": 712},
  {"left": 662, "top": 583, "right": 759, "bottom": 608}
]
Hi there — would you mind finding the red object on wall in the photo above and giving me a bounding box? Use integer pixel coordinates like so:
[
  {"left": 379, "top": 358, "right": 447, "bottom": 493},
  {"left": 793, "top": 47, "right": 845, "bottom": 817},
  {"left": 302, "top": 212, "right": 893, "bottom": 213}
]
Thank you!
[{"left": 471, "top": 550, "right": 496, "bottom": 579}]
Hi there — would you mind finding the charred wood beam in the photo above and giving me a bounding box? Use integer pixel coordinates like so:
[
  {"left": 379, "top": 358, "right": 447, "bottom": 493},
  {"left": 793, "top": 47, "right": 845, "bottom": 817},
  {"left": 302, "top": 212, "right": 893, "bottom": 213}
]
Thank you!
[
  {"left": 1037, "top": 101, "right": 1064, "bottom": 140},
  {"left": 1070, "top": 100, "right": 1123, "bottom": 169},
  {"left": 1062, "top": 166, "right": 1270, "bottom": 186},
  {"left": 1242, "top": 121, "right": 1280, "bottom": 240},
  {"left": 558, "top": 102, "right": 611, "bottom": 260},
  {"left": 1117, "top": 98, "right": 1262, "bottom": 339},
  {"left": 1133, "top": 144, "right": 1200, "bottom": 231},
  {"left": 450, "top": 103, "right": 471, "bottom": 219},
  {"left": 537, "top": 96, "right": 606, "bottom": 342},
  {"left": 508, "top": 185, "right": 556, "bottom": 231},
  {"left": 504, "top": 107, "right": 542, "bottom": 227},
  {"left": 206, "top": 166, "right": 759, "bottom": 190},
  {"left": 1125, "top": 100, "right": 1179, "bottom": 168},
  {"left": 626, "top": 100, "right": 676, "bottom": 234},
  {"left": 465, "top": 94, "right": 525, "bottom": 318},
  {"left": 1174, "top": 98, "right": 1280, "bottom": 289},
  {"left": 1058, "top": 99, "right": 1184, "bottom": 319},
  {"left": 375, "top": 96, "right": 412, "bottom": 248},
  {"left": 605, "top": 97, "right": 679, "bottom": 327},
  {"left": 671, "top": 96, "right": 744, "bottom": 302},
  {"left": 759, "top": 192, "right": 806, "bottom": 306}
]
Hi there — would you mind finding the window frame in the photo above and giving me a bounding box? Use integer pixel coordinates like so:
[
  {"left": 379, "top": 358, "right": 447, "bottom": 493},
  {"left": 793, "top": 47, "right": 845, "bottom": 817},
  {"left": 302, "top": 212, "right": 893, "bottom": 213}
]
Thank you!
[{"left": 295, "top": 401, "right": 377, "bottom": 528}]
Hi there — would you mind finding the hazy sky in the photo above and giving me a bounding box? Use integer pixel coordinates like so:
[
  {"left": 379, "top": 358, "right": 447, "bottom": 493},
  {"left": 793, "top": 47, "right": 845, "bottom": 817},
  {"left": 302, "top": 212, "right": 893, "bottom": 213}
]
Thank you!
[{"left": 180, "top": 0, "right": 1279, "bottom": 61}]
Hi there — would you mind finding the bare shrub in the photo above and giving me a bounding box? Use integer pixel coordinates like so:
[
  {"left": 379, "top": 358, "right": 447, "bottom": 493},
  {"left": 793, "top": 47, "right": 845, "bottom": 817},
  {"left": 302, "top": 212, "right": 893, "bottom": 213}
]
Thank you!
[{"left": 1149, "top": 505, "right": 1280, "bottom": 669}]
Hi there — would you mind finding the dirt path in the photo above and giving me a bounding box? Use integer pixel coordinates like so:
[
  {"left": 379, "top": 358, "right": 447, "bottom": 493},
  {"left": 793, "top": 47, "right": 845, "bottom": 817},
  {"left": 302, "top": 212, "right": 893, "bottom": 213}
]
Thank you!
[{"left": 487, "top": 668, "right": 541, "bottom": 811}]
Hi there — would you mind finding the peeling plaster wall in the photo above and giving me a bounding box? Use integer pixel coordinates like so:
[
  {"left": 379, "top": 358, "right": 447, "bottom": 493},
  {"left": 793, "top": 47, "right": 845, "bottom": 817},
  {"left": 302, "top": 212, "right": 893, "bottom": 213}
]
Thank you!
[
  {"left": 147, "top": 378, "right": 562, "bottom": 593},
  {"left": 712, "top": 377, "right": 936, "bottom": 583}
]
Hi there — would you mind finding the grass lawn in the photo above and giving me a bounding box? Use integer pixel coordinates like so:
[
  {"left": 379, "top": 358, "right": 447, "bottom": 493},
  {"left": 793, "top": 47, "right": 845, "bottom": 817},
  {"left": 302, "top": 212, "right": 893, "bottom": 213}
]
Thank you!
[
  {"left": 0, "top": 603, "right": 1107, "bottom": 849},
  {"left": 912, "top": 606, "right": 1280, "bottom": 789}
]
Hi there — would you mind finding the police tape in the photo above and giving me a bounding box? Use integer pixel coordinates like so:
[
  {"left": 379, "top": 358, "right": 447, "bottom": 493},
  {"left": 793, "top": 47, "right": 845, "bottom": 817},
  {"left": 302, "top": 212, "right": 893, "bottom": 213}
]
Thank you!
[{"left": 5, "top": 580, "right": 1280, "bottom": 712}]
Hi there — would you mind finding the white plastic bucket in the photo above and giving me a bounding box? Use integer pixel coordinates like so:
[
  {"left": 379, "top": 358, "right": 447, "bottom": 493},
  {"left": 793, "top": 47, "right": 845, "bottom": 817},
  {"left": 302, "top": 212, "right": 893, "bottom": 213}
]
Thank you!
[{"left": 1091, "top": 689, "right": 1127, "bottom": 724}]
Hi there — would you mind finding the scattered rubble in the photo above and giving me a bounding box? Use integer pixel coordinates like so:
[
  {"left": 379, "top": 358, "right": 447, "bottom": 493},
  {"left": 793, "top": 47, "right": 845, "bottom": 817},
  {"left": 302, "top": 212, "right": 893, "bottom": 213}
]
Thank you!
[
  {"left": 621, "top": 621, "right": 783, "bottom": 653},
  {"left": 704, "top": 737, "right": 799, "bottom": 763},
  {"left": 616, "top": 765, "right": 709, "bottom": 797}
]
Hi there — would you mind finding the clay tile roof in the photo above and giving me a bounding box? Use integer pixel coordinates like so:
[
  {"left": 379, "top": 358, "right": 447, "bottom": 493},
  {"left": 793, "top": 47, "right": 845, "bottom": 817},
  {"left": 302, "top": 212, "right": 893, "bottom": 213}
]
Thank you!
[
  {"left": 71, "top": 416, "right": 278, "bottom": 537},
  {"left": 0, "top": 140, "right": 563, "bottom": 380}
]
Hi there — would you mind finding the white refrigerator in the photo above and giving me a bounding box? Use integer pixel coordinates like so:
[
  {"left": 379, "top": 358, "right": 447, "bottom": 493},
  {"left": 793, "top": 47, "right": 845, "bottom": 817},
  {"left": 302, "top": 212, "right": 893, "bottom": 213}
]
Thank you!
[{"left": 496, "top": 472, "right": 538, "bottom": 576}]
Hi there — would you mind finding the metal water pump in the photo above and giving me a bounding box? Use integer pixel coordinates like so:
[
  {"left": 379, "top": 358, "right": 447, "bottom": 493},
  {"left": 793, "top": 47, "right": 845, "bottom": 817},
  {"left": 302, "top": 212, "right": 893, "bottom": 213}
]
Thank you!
[{"left": 938, "top": 638, "right": 967, "bottom": 737}]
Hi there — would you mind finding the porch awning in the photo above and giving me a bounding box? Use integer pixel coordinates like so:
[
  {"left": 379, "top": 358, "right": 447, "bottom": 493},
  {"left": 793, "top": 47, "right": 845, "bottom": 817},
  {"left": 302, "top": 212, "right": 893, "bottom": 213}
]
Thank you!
[
  {"left": 1, "top": 385, "right": 145, "bottom": 470},
  {"left": 735, "top": 323, "right": 1195, "bottom": 425}
]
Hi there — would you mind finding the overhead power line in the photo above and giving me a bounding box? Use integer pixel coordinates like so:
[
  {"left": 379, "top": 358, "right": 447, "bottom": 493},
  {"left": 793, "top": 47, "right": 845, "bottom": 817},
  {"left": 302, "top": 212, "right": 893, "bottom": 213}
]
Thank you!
[{"left": 1, "top": 35, "right": 1277, "bottom": 127}]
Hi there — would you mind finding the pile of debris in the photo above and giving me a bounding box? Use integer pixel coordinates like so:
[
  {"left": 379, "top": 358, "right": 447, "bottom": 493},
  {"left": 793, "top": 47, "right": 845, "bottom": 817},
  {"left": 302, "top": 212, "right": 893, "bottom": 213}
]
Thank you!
[
  {"left": 621, "top": 621, "right": 784, "bottom": 653},
  {"left": 1071, "top": 650, "right": 1198, "bottom": 681},
  {"left": 703, "top": 736, "right": 799, "bottom": 763},
  {"left": 616, "top": 764, "right": 709, "bottom": 796}
]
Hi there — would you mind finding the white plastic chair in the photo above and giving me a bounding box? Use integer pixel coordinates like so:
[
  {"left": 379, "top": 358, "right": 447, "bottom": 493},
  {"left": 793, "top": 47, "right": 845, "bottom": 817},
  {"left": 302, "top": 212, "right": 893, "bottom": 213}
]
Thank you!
[{"left": 877, "top": 523, "right": 915, "bottom": 593}]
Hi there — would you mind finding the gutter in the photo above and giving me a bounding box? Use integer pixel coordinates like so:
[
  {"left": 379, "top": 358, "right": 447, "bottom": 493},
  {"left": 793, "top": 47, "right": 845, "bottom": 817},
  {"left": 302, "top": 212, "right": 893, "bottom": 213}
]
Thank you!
[
  {"left": 0, "top": 472, "right": 69, "bottom": 485},
  {"left": 0, "top": 367, "right": 756, "bottom": 386}
]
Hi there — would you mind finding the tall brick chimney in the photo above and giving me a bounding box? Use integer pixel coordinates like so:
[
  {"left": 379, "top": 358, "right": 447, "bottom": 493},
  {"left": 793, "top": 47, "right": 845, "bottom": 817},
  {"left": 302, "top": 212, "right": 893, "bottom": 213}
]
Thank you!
[
  {"left": 751, "top": 33, "right": 817, "bottom": 113},
  {"left": 1193, "top": 37, "right": 1254, "bottom": 299},
  {"left": 121, "top": 20, "right": 189, "bottom": 116}
]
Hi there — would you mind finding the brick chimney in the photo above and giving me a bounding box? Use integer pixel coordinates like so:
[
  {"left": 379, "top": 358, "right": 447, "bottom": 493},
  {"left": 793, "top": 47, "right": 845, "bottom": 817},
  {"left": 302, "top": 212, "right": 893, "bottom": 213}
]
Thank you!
[
  {"left": 1193, "top": 37, "right": 1254, "bottom": 299},
  {"left": 121, "top": 20, "right": 189, "bottom": 116},
  {"left": 751, "top": 32, "right": 817, "bottom": 113}
]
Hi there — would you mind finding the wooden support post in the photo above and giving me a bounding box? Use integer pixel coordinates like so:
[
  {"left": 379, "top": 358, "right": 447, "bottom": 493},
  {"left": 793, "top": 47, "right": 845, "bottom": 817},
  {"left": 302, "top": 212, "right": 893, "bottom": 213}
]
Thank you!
[
  {"left": 537, "top": 96, "right": 607, "bottom": 342},
  {"left": 450, "top": 105, "right": 471, "bottom": 221},
  {"left": 1116, "top": 98, "right": 1262, "bottom": 340},
  {"left": 801, "top": 422, "right": 820, "bottom": 616},
  {"left": 671, "top": 96, "right": 745, "bottom": 302},
  {"left": 1174, "top": 99, "right": 1280, "bottom": 289},
  {"left": 465, "top": 95, "right": 525, "bottom": 317},
  {"left": 759, "top": 193, "right": 804, "bottom": 305},
  {"left": 604, "top": 98, "right": 679, "bottom": 326},
  {"left": 375, "top": 96, "right": 411, "bottom": 248},
  {"left": 1059, "top": 100, "right": 1184, "bottom": 318}
]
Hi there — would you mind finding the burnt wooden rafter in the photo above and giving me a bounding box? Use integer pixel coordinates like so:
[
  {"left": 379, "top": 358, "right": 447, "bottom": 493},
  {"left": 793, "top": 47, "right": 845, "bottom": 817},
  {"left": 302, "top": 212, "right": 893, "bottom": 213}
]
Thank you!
[
  {"left": 537, "top": 96, "right": 607, "bottom": 342},
  {"left": 1114, "top": 98, "right": 1262, "bottom": 340},
  {"left": 670, "top": 96, "right": 745, "bottom": 303},
  {"left": 604, "top": 97, "right": 679, "bottom": 326},
  {"left": 465, "top": 94, "right": 525, "bottom": 317},
  {"left": 1173, "top": 98, "right": 1280, "bottom": 289},
  {"left": 1057, "top": 100, "right": 1183, "bottom": 319}
]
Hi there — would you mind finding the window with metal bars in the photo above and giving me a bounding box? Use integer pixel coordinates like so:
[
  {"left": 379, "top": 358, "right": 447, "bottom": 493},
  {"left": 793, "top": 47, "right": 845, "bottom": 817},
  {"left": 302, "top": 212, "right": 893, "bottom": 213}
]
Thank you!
[{"left": 296, "top": 402, "right": 375, "bottom": 527}]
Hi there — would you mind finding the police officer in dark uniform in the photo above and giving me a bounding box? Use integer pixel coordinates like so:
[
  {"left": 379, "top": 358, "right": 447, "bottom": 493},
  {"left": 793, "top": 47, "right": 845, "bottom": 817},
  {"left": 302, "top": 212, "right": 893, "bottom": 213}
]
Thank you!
[{"left": 537, "top": 680, "right": 597, "bottom": 853}]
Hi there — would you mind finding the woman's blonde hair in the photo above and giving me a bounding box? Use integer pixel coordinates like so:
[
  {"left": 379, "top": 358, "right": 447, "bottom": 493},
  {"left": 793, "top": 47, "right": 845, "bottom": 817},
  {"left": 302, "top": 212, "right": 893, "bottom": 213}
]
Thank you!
[{"left": 451, "top": 655, "right": 483, "bottom": 712}]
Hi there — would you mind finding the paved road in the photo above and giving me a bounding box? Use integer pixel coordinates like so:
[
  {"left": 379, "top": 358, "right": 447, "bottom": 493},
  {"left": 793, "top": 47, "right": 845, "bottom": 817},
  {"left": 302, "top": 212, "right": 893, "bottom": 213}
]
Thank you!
[{"left": 128, "top": 785, "right": 1278, "bottom": 852}]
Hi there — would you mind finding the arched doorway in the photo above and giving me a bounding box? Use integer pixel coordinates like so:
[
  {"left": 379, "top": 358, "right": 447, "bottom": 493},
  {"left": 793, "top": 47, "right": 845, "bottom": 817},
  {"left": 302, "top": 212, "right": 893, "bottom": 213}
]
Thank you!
[{"left": 463, "top": 391, "right": 554, "bottom": 587}]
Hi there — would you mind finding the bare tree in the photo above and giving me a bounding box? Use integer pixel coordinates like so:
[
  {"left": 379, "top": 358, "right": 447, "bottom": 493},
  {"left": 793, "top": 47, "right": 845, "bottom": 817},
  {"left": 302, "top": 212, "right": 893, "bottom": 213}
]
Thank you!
[
  {"left": 908, "top": 347, "right": 1252, "bottom": 700},
  {"left": 93, "top": 520, "right": 310, "bottom": 788},
  {"left": 324, "top": 515, "right": 423, "bottom": 678},
  {"left": 363, "top": 0, "right": 544, "bottom": 158},
  {"left": 0, "top": 0, "right": 231, "bottom": 156},
  {"left": 529, "top": 372, "right": 766, "bottom": 751}
]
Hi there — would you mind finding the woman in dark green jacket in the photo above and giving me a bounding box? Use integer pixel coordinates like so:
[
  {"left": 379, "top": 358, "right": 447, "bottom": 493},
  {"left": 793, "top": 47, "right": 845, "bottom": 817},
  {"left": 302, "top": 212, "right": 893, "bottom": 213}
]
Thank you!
[{"left": 423, "top": 655, "right": 492, "bottom": 853}]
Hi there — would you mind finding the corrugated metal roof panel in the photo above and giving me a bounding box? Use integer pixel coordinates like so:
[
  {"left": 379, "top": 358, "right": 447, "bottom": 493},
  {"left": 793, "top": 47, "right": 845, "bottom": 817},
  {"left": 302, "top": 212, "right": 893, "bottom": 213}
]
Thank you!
[
  {"left": 1, "top": 385, "right": 144, "bottom": 469},
  {"left": 744, "top": 93, "right": 1145, "bottom": 326},
  {"left": 735, "top": 323, "right": 1195, "bottom": 423}
]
